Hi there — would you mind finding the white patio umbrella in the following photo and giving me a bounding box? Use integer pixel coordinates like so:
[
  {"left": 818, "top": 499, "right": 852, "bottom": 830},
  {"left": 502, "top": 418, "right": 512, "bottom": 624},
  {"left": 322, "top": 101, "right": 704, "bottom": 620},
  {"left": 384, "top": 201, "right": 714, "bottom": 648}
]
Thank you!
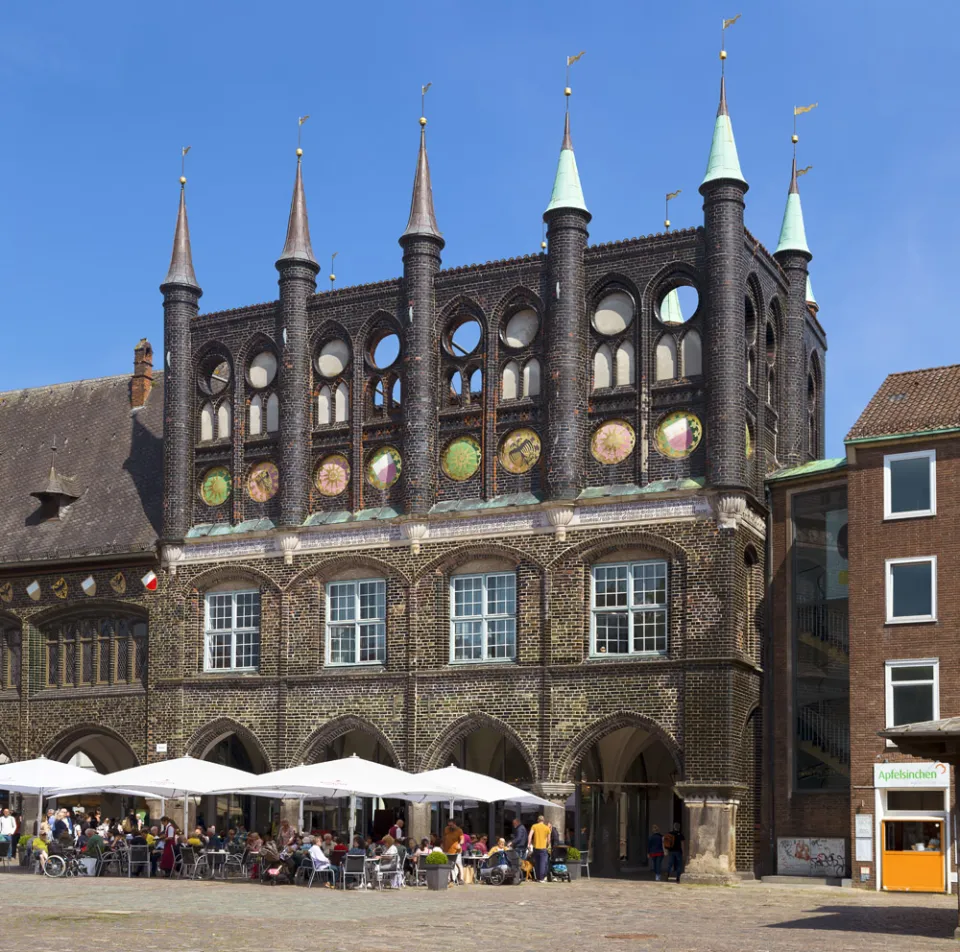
[
  {"left": 379, "top": 765, "right": 554, "bottom": 807},
  {"left": 214, "top": 755, "right": 418, "bottom": 842},
  {"left": 0, "top": 757, "right": 107, "bottom": 834}
]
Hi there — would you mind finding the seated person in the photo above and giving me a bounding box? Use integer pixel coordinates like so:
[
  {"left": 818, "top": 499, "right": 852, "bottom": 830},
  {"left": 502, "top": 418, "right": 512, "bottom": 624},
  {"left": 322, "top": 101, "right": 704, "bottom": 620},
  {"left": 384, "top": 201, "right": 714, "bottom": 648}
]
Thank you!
[
  {"left": 474, "top": 834, "right": 489, "bottom": 855},
  {"left": 364, "top": 835, "right": 376, "bottom": 857},
  {"left": 83, "top": 828, "right": 106, "bottom": 858},
  {"left": 206, "top": 827, "right": 223, "bottom": 850},
  {"left": 320, "top": 832, "right": 335, "bottom": 856},
  {"left": 347, "top": 835, "right": 367, "bottom": 855},
  {"left": 307, "top": 838, "right": 339, "bottom": 883},
  {"left": 331, "top": 836, "right": 349, "bottom": 863}
]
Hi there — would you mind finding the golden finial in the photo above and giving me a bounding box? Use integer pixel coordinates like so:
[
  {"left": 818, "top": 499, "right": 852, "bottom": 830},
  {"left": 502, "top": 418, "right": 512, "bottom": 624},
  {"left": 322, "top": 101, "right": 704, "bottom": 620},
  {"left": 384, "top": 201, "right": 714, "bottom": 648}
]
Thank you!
[
  {"left": 180, "top": 145, "right": 191, "bottom": 186},
  {"left": 565, "top": 51, "right": 584, "bottom": 109},
  {"left": 298, "top": 115, "right": 310, "bottom": 156},
  {"left": 421, "top": 82, "right": 432, "bottom": 127},
  {"left": 329, "top": 251, "right": 338, "bottom": 287},
  {"left": 180, "top": 176, "right": 187, "bottom": 186},
  {"left": 719, "top": 49, "right": 727, "bottom": 60},
  {"left": 720, "top": 15, "right": 740, "bottom": 72},
  {"left": 791, "top": 134, "right": 798, "bottom": 144},
  {"left": 540, "top": 222, "right": 547, "bottom": 251},
  {"left": 665, "top": 189, "right": 681, "bottom": 231},
  {"left": 296, "top": 147, "right": 303, "bottom": 157}
]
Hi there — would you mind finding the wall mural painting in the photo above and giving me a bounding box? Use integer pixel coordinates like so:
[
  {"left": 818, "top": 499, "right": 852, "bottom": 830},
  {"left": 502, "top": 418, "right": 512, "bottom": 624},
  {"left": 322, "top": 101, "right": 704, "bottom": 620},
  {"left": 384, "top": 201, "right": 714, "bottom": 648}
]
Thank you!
[
  {"left": 247, "top": 461, "right": 280, "bottom": 502},
  {"left": 200, "top": 466, "right": 232, "bottom": 506},
  {"left": 442, "top": 435, "right": 482, "bottom": 482},
  {"left": 591, "top": 419, "right": 636, "bottom": 465},
  {"left": 315, "top": 454, "right": 351, "bottom": 497},
  {"left": 498, "top": 428, "right": 541, "bottom": 475},
  {"left": 654, "top": 411, "right": 703, "bottom": 459},
  {"left": 366, "top": 446, "right": 402, "bottom": 491}
]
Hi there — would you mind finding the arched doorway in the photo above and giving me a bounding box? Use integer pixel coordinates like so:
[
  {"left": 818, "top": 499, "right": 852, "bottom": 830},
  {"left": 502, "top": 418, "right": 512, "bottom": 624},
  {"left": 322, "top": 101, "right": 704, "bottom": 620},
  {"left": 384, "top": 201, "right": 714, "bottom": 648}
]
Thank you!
[
  {"left": 194, "top": 723, "right": 270, "bottom": 834},
  {"left": 301, "top": 724, "right": 400, "bottom": 839},
  {"left": 47, "top": 727, "right": 139, "bottom": 820},
  {"left": 430, "top": 722, "right": 537, "bottom": 846},
  {"left": 568, "top": 721, "right": 680, "bottom": 878}
]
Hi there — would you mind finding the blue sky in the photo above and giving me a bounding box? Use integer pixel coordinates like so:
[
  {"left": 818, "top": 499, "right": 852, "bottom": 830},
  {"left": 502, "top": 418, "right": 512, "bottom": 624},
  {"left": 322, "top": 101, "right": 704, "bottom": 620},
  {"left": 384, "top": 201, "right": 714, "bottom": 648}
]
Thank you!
[{"left": 1, "top": 0, "right": 957, "bottom": 455}]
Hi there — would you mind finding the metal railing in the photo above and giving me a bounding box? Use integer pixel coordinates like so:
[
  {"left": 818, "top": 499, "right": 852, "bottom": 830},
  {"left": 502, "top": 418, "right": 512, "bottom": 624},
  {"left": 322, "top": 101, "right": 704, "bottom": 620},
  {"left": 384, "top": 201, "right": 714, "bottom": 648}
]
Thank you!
[
  {"left": 796, "top": 602, "right": 848, "bottom": 655},
  {"left": 797, "top": 706, "right": 850, "bottom": 765}
]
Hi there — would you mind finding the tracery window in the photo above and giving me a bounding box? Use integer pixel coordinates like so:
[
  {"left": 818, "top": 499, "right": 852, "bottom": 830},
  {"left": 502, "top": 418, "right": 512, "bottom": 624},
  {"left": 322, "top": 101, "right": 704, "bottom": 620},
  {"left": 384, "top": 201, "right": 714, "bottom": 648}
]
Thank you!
[{"left": 42, "top": 613, "right": 147, "bottom": 688}]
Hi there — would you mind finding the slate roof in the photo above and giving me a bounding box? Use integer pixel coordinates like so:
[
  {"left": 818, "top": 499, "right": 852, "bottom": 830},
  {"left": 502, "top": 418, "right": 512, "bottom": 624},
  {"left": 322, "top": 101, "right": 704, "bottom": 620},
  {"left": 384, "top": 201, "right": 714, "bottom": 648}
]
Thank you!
[
  {"left": 0, "top": 372, "right": 162, "bottom": 565},
  {"left": 846, "top": 365, "right": 960, "bottom": 442},
  {"left": 765, "top": 458, "right": 847, "bottom": 483}
]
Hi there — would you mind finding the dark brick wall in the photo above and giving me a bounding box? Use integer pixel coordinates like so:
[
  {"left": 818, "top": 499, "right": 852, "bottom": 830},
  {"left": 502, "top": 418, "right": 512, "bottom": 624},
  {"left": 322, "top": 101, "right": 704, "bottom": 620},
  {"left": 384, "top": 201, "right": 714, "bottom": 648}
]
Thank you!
[{"left": 774, "top": 248, "right": 812, "bottom": 466}]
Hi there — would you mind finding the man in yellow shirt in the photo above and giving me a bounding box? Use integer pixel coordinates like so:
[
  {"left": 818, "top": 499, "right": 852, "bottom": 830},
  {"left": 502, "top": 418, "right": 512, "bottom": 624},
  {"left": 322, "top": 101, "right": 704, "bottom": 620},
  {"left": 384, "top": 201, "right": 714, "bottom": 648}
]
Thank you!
[{"left": 528, "top": 815, "right": 551, "bottom": 882}]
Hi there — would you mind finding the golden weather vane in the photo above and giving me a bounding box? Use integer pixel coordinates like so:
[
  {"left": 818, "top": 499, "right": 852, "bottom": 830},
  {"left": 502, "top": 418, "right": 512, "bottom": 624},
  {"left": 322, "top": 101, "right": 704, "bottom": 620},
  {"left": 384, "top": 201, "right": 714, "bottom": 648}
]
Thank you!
[
  {"left": 330, "top": 251, "right": 338, "bottom": 288},
  {"left": 797, "top": 165, "right": 812, "bottom": 177},
  {"left": 720, "top": 14, "right": 740, "bottom": 71},
  {"left": 180, "top": 145, "right": 191, "bottom": 184},
  {"left": 792, "top": 102, "right": 818, "bottom": 155},
  {"left": 421, "top": 82, "right": 432, "bottom": 124},
  {"left": 665, "top": 189, "right": 681, "bottom": 230},
  {"left": 541, "top": 221, "right": 547, "bottom": 251},
  {"left": 298, "top": 115, "right": 310, "bottom": 154},
  {"left": 565, "top": 50, "right": 585, "bottom": 105}
]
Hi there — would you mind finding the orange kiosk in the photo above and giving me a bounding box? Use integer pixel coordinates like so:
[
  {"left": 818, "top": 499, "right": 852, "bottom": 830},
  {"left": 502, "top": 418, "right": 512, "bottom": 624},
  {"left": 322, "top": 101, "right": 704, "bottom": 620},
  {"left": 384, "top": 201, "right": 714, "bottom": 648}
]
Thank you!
[{"left": 874, "top": 763, "right": 950, "bottom": 893}]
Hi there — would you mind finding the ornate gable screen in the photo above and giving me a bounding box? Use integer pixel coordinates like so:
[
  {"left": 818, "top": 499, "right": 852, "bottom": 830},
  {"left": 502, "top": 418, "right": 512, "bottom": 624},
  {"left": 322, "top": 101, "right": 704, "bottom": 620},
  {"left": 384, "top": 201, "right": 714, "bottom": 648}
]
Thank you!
[{"left": 40, "top": 611, "right": 147, "bottom": 689}]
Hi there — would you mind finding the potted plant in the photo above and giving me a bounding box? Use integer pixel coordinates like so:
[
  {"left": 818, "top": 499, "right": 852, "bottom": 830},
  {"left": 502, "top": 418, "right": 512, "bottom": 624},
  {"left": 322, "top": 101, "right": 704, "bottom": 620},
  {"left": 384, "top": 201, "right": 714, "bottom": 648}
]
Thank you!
[
  {"left": 16, "top": 834, "right": 31, "bottom": 867},
  {"left": 565, "top": 846, "right": 582, "bottom": 881},
  {"left": 424, "top": 851, "right": 452, "bottom": 891}
]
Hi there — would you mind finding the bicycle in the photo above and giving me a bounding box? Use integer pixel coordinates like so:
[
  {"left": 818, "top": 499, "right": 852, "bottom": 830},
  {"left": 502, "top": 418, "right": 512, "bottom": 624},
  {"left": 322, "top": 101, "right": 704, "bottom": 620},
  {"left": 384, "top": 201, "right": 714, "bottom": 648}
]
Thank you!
[{"left": 44, "top": 849, "right": 88, "bottom": 878}]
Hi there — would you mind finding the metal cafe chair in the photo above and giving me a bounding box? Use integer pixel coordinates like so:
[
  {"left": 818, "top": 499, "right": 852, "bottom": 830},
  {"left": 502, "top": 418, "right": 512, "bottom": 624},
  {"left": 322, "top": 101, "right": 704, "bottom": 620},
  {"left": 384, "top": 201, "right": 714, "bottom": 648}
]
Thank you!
[
  {"left": 127, "top": 844, "right": 151, "bottom": 878},
  {"left": 341, "top": 853, "right": 367, "bottom": 890}
]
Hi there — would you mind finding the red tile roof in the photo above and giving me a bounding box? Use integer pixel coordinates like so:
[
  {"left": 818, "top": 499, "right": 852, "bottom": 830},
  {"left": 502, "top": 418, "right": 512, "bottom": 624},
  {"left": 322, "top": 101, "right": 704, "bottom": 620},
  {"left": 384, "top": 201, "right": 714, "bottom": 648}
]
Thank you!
[{"left": 846, "top": 364, "right": 960, "bottom": 441}]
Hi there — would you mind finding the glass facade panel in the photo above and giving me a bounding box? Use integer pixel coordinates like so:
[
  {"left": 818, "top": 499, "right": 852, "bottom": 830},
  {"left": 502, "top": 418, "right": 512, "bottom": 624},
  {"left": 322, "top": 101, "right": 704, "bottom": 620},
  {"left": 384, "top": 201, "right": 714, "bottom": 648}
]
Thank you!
[{"left": 792, "top": 486, "right": 849, "bottom": 791}]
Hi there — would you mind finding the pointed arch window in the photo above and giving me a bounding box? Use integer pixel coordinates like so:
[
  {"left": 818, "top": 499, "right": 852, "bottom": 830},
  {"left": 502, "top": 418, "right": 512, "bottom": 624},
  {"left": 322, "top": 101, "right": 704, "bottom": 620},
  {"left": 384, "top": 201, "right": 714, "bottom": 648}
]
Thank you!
[
  {"left": 747, "top": 350, "right": 756, "bottom": 390},
  {"left": 448, "top": 370, "right": 463, "bottom": 406},
  {"left": 681, "top": 330, "right": 702, "bottom": 377},
  {"left": 616, "top": 342, "right": 635, "bottom": 387},
  {"left": 372, "top": 378, "right": 386, "bottom": 408},
  {"left": 334, "top": 382, "right": 349, "bottom": 423},
  {"left": 655, "top": 335, "right": 677, "bottom": 381},
  {"left": 217, "top": 402, "right": 232, "bottom": 440},
  {"left": 502, "top": 360, "right": 519, "bottom": 401},
  {"left": 199, "top": 402, "right": 214, "bottom": 442},
  {"left": 265, "top": 394, "right": 279, "bottom": 433},
  {"left": 390, "top": 377, "right": 401, "bottom": 408},
  {"left": 317, "top": 386, "right": 332, "bottom": 426},
  {"left": 767, "top": 368, "right": 776, "bottom": 407},
  {"left": 523, "top": 358, "right": 541, "bottom": 397},
  {"left": 468, "top": 368, "right": 482, "bottom": 399},
  {"left": 593, "top": 344, "right": 613, "bottom": 390}
]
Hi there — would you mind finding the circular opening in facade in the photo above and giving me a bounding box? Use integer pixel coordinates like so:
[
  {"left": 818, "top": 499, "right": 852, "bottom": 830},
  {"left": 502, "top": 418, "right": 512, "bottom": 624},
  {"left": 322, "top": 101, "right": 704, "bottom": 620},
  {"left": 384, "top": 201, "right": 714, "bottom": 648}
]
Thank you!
[
  {"left": 447, "top": 317, "right": 482, "bottom": 358},
  {"left": 370, "top": 332, "right": 400, "bottom": 370},
  {"left": 198, "top": 353, "right": 231, "bottom": 395},
  {"left": 502, "top": 308, "right": 539, "bottom": 349},
  {"left": 593, "top": 291, "right": 635, "bottom": 335},
  {"left": 657, "top": 285, "right": 698, "bottom": 325},
  {"left": 247, "top": 351, "right": 277, "bottom": 389},
  {"left": 317, "top": 339, "right": 350, "bottom": 377}
]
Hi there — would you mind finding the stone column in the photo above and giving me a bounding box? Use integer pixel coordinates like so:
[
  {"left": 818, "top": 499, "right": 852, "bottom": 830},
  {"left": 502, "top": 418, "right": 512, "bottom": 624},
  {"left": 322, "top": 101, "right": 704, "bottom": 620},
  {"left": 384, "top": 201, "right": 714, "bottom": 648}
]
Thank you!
[
  {"left": 673, "top": 782, "right": 745, "bottom": 885},
  {"left": 537, "top": 782, "right": 575, "bottom": 842},
  {"left": 408, "top": 802, "right": 432, "bottom": 843}
]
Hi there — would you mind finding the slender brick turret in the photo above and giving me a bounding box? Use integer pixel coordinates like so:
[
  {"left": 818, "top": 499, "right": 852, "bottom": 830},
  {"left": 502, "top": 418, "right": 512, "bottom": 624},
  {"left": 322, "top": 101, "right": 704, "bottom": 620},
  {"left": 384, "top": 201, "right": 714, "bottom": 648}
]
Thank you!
[
  {"left": 276, "top": 150, "right": 319, "bottom": 527},
  {"left": 161, "top": 178, "right": 202, "bottom": 540},
  {"left": 544, "top": 110, "right": 591, "bottom": 501},
  {"left": 400, "top": 117, "right": 444, "bottom": 516}
]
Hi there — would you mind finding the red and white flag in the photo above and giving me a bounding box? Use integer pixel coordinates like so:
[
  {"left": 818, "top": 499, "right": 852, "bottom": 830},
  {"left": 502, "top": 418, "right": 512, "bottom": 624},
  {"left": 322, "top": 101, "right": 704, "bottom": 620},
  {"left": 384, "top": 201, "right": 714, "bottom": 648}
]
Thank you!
[{"left": 141, "top": 570, "right": 158, "bottom": 591}]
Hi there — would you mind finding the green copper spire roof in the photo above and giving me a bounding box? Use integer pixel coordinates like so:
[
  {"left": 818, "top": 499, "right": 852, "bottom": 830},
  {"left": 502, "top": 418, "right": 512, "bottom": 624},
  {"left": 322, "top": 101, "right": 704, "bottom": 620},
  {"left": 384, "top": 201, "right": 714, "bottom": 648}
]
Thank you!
[
  {"left": 806, "top": 275, "right": 817, "bottom": 309},
  {"left": 775, "top": 158, "right": 810, "bottom": 255},
  {"left": 545, "top": 112, "right": 588, "bottom": 215},
  {"left": 660, "top": 288, "right": 684, "bottom": 324},
  {"left": 700, "top": 77, "right": 747, "bottom": 189}
]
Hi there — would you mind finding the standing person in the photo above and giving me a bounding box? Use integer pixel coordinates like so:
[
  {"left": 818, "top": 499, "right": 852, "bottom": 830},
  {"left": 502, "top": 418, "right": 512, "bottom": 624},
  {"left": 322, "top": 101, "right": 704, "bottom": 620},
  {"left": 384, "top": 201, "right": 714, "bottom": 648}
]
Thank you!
[
  {"left": 442, "top": 819, "right": 464, "bottom": 884},
  {"left": 388, "top": 817, "right": 404, "bottom": 842},
  {"left": 647, "top": 824, "right": 665, "bottom": 881},
  {"left": 0, "top": 806, "right": 16, "bottom": 860},
  {"left": 528, "top": 815, "right": 551, "bottom": 883},
  {"left": 664, "top": 821, "right": 685, "bottom": 883},
  {"left": 511, "top": 817, "right": 528, "bottom": 859},
  {"left": 158, "top": 816, "right": 177, "bottom": 877}
]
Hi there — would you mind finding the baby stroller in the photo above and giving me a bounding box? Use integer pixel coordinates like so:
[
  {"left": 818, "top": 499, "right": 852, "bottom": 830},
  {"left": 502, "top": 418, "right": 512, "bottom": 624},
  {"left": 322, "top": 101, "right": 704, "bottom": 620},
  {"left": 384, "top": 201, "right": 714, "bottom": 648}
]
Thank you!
[
  {"left": 549, "top": 846, "right": 571, "bottom": 883},
  {"left": 479, "top": 849, "right": 523, "bottom": 886}
]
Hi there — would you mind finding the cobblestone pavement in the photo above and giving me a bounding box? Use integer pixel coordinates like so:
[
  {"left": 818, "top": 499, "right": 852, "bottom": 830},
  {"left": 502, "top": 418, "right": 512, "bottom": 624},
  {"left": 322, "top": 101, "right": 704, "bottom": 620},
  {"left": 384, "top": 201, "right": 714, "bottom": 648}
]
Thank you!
[{"left": 1, "top": 872, "right": 958, "bottom": 951}]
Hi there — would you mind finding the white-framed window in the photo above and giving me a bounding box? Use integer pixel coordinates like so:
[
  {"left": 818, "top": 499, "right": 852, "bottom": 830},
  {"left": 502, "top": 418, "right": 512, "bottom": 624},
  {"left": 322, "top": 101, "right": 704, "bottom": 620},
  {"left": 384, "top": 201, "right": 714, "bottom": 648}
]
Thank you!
[
  {"left": 450, "top": 573, "right": 516, "bottom": 662},
  {"left": 885, "top": 556, "right": 937, "bottom": 624},
  {"left": 885, "top": 659, "right": 939, "bottom": 730},
  {"left": 884, "top": 449, "right": 936, "bottom": 520},
  {"left": 591, "top": 560, "right": 668, "bottom": 656},
  {"left": 326, "top": 579, "right": 386, "bottom": 665},
  {"left": 204, "top": 590, "right": 261, "bottom": 671}
]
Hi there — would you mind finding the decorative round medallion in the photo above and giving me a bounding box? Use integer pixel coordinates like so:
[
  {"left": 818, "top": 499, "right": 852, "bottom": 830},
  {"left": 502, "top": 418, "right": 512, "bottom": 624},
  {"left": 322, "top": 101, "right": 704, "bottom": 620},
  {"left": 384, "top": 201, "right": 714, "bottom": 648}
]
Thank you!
[
  {"left": 442, "top": 436, "right": 482, "bottom": 481},
  {"left": 498, "top": 428, "right": 542, "bottom": 475},
  {"left": 315, "top": 454, "right": 351, "bottom": 497},
  {"left": 366, "top": 446, "right": 402, "bottom": 490},
  {"left": 745, "top": 424, "right": 754, "bottom": 460},
  {"left": 200, "top": 466, "right": 231, "bottom": 507},
  {"left": 591, "top": 419, "right": 636, "bottom": 465},
  {"left": 654, "top": 411, "right": 703, "bottom": 459},
  {"left": 247, "top": 461, "right": 280, "bottom": 502}
]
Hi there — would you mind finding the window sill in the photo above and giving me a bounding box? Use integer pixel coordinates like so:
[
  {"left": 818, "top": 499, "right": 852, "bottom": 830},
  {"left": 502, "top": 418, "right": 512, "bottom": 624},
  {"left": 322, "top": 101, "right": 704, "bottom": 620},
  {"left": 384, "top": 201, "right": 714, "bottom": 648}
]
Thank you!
[
  {"left": 587, "top": 652, "right": 668, "bottom": 662},
  {"left": 202, "top": 668, "right": 261, "bottom": 675},
  {"left": 883, "top": 511, "right": 936, "bottom": 521},
  {"left": 448, "top": 658, "right": 517, "bottom": 667},
  {"left": 885, "top": 617, "right": 937, "bottom": 626},
  {"left": 325, "top": 661, "right": 387, "bottom": 670}
]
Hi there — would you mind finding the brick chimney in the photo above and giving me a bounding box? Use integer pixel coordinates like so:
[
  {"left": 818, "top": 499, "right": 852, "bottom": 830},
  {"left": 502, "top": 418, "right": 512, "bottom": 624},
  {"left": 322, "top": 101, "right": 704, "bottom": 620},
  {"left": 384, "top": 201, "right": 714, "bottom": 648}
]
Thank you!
[{"left": 131, "top": 338, "right": 154, "bottom": 408}]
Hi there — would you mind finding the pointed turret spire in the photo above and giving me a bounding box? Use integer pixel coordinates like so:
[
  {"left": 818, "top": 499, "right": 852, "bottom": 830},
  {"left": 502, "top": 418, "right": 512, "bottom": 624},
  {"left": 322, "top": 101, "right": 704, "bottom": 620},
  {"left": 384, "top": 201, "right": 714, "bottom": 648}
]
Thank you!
[
  {"left": 278, "top": 150, "right": 318, "bottom": 266},
  {"left": 806, "top": 275, "right": 818, "bottom": 311},
  {"left": 401, "top": 117, "right": 443, "bottom": 243},
  {"left": 701, "top": 75, "right": 747, "bottom": 189},
  {"left": 775, "top": 156, "right": 811, "bottom": 256},
  {"left": 162, "top": 178, "right": 200, "bottom": 290},
  {"left": 546, "top": 105, "right": 588, "bottom": 215}
]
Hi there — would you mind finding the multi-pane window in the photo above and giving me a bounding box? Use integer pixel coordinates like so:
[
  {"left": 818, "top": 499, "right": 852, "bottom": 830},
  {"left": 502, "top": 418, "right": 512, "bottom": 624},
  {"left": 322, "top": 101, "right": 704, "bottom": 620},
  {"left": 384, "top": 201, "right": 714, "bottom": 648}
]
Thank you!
[
  {"left": 884, "top": 449, "right": 936, "bottom": 520},
  {"left": 450, "top": 573, "right": 516, "bottom": 662},
  {"left": 42, "top": 615, "right": 147, "bottom": 687},
  {"left": 326, "top": 579, "right": 386, "bottom": 665},
  {"left": 205, "top": 591, "right": 261, "bottom": 672},
  {"left": 591, "top": 561, "right": 668, "bottom": 656},
  {"left": 0, "top": 628, "right": 21, "bottom": 690},
  {"left": 886, "top": 557, "right": 937, "bottom": 624},
  {"left": 886, "top": 660, "right": 939, "bottom": 732}
]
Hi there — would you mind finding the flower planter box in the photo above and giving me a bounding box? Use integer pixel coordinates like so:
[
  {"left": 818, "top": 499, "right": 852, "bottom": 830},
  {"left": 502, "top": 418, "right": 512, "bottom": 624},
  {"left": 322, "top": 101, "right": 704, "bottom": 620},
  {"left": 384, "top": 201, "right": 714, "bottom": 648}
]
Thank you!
[
  {"left": 567, "top": 863, "right": 581, "bottom": 881},
  {"left": 425, "top": 864, "right": 452, "bottom": 891}
]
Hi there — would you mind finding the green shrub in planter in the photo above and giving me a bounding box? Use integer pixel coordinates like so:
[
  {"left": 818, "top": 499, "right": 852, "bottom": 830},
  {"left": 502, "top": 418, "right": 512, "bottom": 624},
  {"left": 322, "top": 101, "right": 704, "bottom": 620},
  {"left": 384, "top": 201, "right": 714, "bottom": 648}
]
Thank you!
[
  {"left": 425, "top": 851, "right": 450, "bottom": 865},
  {"left": 565, "top": 847, "right": 581, "bottom": 862},
  {"left": 424, "top": 850, "right": 452, "bottom": 891}
]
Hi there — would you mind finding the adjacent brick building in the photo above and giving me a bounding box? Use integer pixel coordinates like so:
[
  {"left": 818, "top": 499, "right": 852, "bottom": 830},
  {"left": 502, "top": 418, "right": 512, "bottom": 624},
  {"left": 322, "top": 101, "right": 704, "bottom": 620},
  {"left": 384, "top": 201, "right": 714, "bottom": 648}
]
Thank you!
[{"left": 0, "top": 74, "right": 825, "bottom": 880}]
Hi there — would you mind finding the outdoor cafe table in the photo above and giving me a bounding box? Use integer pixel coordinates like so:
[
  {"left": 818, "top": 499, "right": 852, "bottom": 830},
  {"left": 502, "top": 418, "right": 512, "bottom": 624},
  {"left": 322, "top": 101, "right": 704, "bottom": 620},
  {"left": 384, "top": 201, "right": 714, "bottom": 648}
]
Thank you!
[{"left": 198, "top": 850, "right": 229, "bottom": 879}]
